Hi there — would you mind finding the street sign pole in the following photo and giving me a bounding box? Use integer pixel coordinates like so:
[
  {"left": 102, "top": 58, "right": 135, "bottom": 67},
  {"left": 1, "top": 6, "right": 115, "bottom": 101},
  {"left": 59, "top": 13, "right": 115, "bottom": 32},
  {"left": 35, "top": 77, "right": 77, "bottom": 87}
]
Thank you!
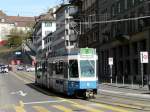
[
  {"left": 140, "top": 51, "right": 148, "bottom": 87},
  {"left": 141, "top": 63, "right": 144, "bottom": 87},
  {"left": 110, "top": 65, "right": 112, "bottom": 84},
  {"left": 108, "top": 57, "right": 113, "bottom": 84}
]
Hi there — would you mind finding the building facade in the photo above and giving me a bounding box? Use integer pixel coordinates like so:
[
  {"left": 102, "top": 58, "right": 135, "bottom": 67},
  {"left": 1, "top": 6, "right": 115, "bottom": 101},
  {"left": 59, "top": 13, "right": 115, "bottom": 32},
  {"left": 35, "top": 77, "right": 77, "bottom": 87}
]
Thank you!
[
  {"left": 99, "top": 0, "right": 150, "bottom": 83},
  {"left": 0, "top": 11, "right": 35, "bottom": 45},
  {"left": 51, "top": 4, "right": 77, "bottom": 56},
  {"left": 70, "top": 0, "right": 150, "bottom": 83},
  {"left": 70, "top": 0, "right": 99, "bottom": 48},
  {"left": 32, "top": 10, "right": 56, "bottom": 54}
]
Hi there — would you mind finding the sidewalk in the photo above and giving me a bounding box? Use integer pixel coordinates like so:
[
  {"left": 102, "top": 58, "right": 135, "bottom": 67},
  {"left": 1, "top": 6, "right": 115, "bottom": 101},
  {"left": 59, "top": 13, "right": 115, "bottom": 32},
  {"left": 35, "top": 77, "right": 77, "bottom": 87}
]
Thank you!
[
  {"left": 101, "top": 83, "right": 149, "bottom": 92},
  {"left": 99, "top": 83, "right": 150, "bottom": 99}
]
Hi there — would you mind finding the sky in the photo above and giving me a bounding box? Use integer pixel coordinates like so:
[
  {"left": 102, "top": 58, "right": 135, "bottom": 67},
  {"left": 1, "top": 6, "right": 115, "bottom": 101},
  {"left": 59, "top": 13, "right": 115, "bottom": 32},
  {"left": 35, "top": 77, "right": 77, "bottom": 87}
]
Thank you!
[{"left": 0, "top": 0, "right": 61, "bottom": 17}]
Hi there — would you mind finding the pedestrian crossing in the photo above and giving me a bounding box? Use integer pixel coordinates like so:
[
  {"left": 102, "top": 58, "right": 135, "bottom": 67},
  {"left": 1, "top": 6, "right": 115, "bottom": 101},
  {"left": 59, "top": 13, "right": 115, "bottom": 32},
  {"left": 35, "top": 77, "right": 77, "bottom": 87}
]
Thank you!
[{"left": 11, "top": 102, "right": 133, "bottom": 112}]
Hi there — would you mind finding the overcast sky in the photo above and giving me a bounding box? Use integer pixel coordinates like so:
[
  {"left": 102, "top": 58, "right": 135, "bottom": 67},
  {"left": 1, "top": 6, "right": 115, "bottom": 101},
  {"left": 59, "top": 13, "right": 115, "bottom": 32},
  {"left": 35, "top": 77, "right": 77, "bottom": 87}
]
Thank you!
[{"left": 0, "top": 0, "right": 61, "bottom": 17}]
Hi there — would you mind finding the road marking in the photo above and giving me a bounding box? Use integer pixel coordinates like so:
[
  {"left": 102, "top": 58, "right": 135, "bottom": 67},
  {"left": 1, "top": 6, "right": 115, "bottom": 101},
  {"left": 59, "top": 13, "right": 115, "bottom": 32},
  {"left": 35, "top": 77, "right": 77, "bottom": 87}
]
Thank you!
[
  {"left": 14, "top": 106, "right": 26, "bottom": 112},
  {"left": 33, "top": 106, "right": 50, "bottom": 112},
  {"left": 99, "top": 89, "right": 123, "bottom": 94},
  {"left": 134, "top": 102, "right": 150, "bottom": 107},
  {"left": 11, "top": 90, "right": 27, "bottom": 97},
  {"left": 113, "top": 103, "right": 143, "bottom": 110},
  {"left": 23, "top": 100, "right": 66, "bottom": 105},
  {"left": 14, "top": 101, "right": 26, "bottom": 112},
  {"left": 19, "top": 101, "right": 24, "bottom": 107},
  {"left": 125, "top": 93, "right": 150, "bottom": 98},
  {"left": 53, "top": 105, "right": 73, "bottom": 112},
  {"left": 11, "top": 72, "right": 30, "bottom": 83},
  {"left": 93, "top": 103, "right": 132, "bottom": 112},
  {"left": 95, "top": 94, "right": 148, "bottom": 109},
  {"left": 73, "top": 104, "right": 103, "bottom": 112},
  {"left": 13, "top": 101, "right": 26, "bottom": 112}
]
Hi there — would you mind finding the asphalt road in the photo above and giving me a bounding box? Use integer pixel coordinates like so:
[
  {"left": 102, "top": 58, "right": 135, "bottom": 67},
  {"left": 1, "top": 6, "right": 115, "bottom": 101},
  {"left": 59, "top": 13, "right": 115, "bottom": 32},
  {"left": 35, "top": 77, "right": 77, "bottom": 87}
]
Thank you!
[{"left": 0, "top": 71, "right": 150, "bottom": 112}]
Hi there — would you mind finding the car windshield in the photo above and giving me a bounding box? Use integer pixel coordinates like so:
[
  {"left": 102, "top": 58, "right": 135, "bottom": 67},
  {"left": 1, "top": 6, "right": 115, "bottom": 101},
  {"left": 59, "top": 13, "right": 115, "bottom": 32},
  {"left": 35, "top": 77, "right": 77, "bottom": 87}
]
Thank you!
[{"left": 80, "top": 60, "right": 95, "bottom": 78}]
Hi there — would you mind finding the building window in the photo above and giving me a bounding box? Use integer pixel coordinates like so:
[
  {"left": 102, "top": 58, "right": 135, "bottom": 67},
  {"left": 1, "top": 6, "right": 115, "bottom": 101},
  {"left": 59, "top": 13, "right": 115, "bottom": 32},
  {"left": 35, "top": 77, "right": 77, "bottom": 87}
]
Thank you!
[
  {"left": 45, "top": 31, "right": 51, "bottom": 36},
  {"left": 66, "top": 40, "right": 69, "bottom": 46},
  {"left": 45, "top": 22, "right": 52, "bottom": 27},
  {"left": 132, "top": 0, "right": 135, "bottom": 6},
  {"left": 118, "top": 2, "right": 121, "bottom": 13},
  {"left": 112, "top": 7, "right": 115, "bottom": 16},
  {"left": 66, "top": 29, "right": 69, "bottom": 35},
  {"left": 132, "top": 42, "right": 138, "bottom": 55},
  {"left": 125, "top": 0, "right": 128, "bottom": 9}
]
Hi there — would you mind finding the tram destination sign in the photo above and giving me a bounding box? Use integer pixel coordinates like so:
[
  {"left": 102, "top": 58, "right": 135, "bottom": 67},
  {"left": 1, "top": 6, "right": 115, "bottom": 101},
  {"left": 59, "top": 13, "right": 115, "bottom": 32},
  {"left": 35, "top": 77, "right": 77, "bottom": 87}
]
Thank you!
[{"left": 80, "top": 48, "right": 94, "bottom": 57}]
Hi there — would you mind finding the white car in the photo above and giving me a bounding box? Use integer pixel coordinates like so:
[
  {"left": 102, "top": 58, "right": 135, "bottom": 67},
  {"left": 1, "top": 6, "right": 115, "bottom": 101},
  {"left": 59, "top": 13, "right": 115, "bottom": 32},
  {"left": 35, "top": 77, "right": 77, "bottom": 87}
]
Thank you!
[
  {"left": 26, "top": 66, "right": 35, "bottom": 72},
  {"left": 1, "top": 66, "right": 8, "bottom": 73}
]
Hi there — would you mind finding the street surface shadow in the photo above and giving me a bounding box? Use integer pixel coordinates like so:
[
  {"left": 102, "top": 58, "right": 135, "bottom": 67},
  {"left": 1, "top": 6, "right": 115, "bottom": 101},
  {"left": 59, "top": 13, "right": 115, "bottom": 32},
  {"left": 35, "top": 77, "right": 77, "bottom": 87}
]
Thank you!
[
  {"left": 26, "top": 83, "right": 77, "bottom": 100},
  {"left": 142, "top": 92, "right": 150, "bottom": 94}
]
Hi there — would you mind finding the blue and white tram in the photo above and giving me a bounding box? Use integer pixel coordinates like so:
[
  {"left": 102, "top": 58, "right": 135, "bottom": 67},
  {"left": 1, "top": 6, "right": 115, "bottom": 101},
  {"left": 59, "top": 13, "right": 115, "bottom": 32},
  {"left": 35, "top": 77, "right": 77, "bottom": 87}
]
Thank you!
[{"left": 35, "top": 48, "right": 98, "bottom": 98}]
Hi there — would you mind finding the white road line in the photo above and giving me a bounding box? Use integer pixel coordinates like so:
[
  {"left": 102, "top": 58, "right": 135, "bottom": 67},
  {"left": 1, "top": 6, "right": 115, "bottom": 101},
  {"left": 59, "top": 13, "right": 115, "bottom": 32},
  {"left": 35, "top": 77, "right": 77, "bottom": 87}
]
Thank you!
[
  {"left": 23, "top": 99, "right": 66, "bottom": 105},
  {"left": 99, "top": 89, "right": 123, "bottom": 94}
]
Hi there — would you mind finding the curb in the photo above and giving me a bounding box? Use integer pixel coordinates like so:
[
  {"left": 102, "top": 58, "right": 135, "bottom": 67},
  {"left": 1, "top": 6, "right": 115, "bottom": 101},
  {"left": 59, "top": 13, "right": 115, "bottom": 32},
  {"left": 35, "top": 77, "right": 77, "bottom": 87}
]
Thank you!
[{"left": 101, "top": 83, "right": 149, "bottom": 91}]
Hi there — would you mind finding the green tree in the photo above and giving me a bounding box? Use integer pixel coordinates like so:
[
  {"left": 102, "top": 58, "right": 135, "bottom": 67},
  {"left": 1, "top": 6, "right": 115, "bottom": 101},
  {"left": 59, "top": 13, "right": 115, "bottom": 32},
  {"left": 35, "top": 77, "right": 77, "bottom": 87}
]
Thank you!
[{"left": 7, "top": 26, "right": 34, "bottom": 48}]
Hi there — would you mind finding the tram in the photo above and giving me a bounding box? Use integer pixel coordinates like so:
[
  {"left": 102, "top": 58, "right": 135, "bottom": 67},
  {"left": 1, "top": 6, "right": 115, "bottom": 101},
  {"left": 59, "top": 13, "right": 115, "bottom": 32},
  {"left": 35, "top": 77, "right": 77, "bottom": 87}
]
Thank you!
[{"left": 35, "top": 48, "right": 98, "bottom": 98}]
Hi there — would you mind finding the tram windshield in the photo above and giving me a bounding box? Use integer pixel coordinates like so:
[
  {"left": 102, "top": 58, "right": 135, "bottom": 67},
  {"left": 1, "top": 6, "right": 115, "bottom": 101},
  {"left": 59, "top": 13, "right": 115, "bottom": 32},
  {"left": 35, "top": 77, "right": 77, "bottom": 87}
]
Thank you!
[
  {"left": 69, "top": 60, "right": 79, "bottom": 78},
  {"left": 80, "top": 60, "right": 95, "bottom": 77}
]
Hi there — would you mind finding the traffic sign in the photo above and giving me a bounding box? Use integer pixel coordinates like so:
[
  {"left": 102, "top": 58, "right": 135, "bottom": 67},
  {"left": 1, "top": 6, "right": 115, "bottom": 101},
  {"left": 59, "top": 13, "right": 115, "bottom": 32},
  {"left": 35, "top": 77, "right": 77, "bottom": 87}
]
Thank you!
[
  {"left": 140, "top": 51, "right": 148, "bottom": 63},
  {"left": 108, "top": 57, "right": 113, "bottom": 65}
]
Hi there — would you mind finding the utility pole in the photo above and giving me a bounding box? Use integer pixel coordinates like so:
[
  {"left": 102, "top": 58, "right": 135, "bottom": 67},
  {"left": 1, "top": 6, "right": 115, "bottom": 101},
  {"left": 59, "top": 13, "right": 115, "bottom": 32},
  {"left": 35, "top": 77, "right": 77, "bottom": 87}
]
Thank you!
[{"left": 108, "top": 57, "right": 113, "bottom": 84}]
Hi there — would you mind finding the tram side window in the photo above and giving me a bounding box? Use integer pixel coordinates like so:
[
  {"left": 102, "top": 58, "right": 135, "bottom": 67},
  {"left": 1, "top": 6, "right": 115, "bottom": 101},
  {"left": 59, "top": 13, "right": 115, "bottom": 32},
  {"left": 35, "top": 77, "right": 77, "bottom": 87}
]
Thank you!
[
  {"left": 55, "top": 62, "right": 63, "bottom": 74},
  {"left": 69, "top": 60, "right": 79, "bottom": 78},
  {"left": 48, "top": 63, "right": 53, "bottom": 76},
  {"left": 63, "top": 62, "right": 68, "bottom": 78}
]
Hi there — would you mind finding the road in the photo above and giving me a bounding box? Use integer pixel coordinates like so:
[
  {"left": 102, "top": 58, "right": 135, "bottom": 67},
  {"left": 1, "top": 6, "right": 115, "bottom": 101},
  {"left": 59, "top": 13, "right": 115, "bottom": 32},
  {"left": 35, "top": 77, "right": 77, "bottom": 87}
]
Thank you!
[{"left": 0, "top": 71, "right": 150, "bottom": 112}]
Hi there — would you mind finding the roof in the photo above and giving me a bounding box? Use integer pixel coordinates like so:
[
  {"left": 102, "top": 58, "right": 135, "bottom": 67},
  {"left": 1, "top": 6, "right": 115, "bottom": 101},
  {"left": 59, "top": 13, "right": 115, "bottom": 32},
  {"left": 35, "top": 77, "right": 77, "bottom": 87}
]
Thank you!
[
  {"left": 0, "top": 15, "right": 35, "bottom": 27},
  {"left": 0, "top": 10, "right": 7, "bottom": 17},
  {"left": 6, "top": 16, "right": 35, "bottom": 27}
]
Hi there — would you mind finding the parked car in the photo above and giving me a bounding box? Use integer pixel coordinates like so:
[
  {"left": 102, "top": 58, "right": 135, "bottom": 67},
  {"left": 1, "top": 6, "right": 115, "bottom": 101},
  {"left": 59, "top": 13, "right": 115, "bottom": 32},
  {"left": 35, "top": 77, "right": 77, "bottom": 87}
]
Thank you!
[
  {"left": 0, "top": 66, "right": 8, "bottom": 73},
  {"left": 16, "top": 66, "right": 24, "bottom": 71},
  {"left": 26, "top": 66, "right": 35, "bottom": 72}
]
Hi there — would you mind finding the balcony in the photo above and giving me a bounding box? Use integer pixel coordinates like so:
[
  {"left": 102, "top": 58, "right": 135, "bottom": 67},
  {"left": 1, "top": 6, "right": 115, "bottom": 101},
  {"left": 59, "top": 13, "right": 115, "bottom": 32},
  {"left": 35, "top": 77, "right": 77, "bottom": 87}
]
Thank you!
[
  {"left": 69, "top": 34, "right": 77, "bottom": 41},
  {"left": 68, "top": 6, "right": 78, "bottom": 16}
]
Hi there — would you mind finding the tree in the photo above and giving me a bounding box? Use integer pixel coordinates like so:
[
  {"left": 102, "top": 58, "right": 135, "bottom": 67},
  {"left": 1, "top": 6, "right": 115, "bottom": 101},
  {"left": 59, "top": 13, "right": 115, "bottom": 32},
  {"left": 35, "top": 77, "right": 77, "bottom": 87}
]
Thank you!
[{"left": 7, "top": 26, "right": 34, "bottom": 48}]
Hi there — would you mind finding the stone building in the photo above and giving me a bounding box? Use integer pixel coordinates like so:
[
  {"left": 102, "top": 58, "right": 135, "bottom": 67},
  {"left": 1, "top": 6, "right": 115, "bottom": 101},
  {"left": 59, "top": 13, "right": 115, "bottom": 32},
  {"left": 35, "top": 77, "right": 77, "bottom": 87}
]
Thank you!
[{"left": 70, "top": 0, "right": 150, "bottom": 84}]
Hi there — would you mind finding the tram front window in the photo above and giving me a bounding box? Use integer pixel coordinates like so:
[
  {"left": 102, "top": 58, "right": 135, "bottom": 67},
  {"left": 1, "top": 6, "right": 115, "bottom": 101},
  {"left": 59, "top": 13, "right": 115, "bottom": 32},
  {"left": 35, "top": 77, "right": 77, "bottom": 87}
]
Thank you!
[
  {"left": 80, "top": 60, "right": 95, "bottom": 77},
  {"left": 69, "top": 60, "right": 79, "bottom": 78}
]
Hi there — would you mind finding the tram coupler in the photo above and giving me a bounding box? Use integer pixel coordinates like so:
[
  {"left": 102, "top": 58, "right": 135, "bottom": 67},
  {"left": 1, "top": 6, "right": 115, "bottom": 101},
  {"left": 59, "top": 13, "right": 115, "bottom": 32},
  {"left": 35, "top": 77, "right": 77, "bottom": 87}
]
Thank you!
[{"left": 85, "top": 90, "right": 94, "bottom": 99}]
